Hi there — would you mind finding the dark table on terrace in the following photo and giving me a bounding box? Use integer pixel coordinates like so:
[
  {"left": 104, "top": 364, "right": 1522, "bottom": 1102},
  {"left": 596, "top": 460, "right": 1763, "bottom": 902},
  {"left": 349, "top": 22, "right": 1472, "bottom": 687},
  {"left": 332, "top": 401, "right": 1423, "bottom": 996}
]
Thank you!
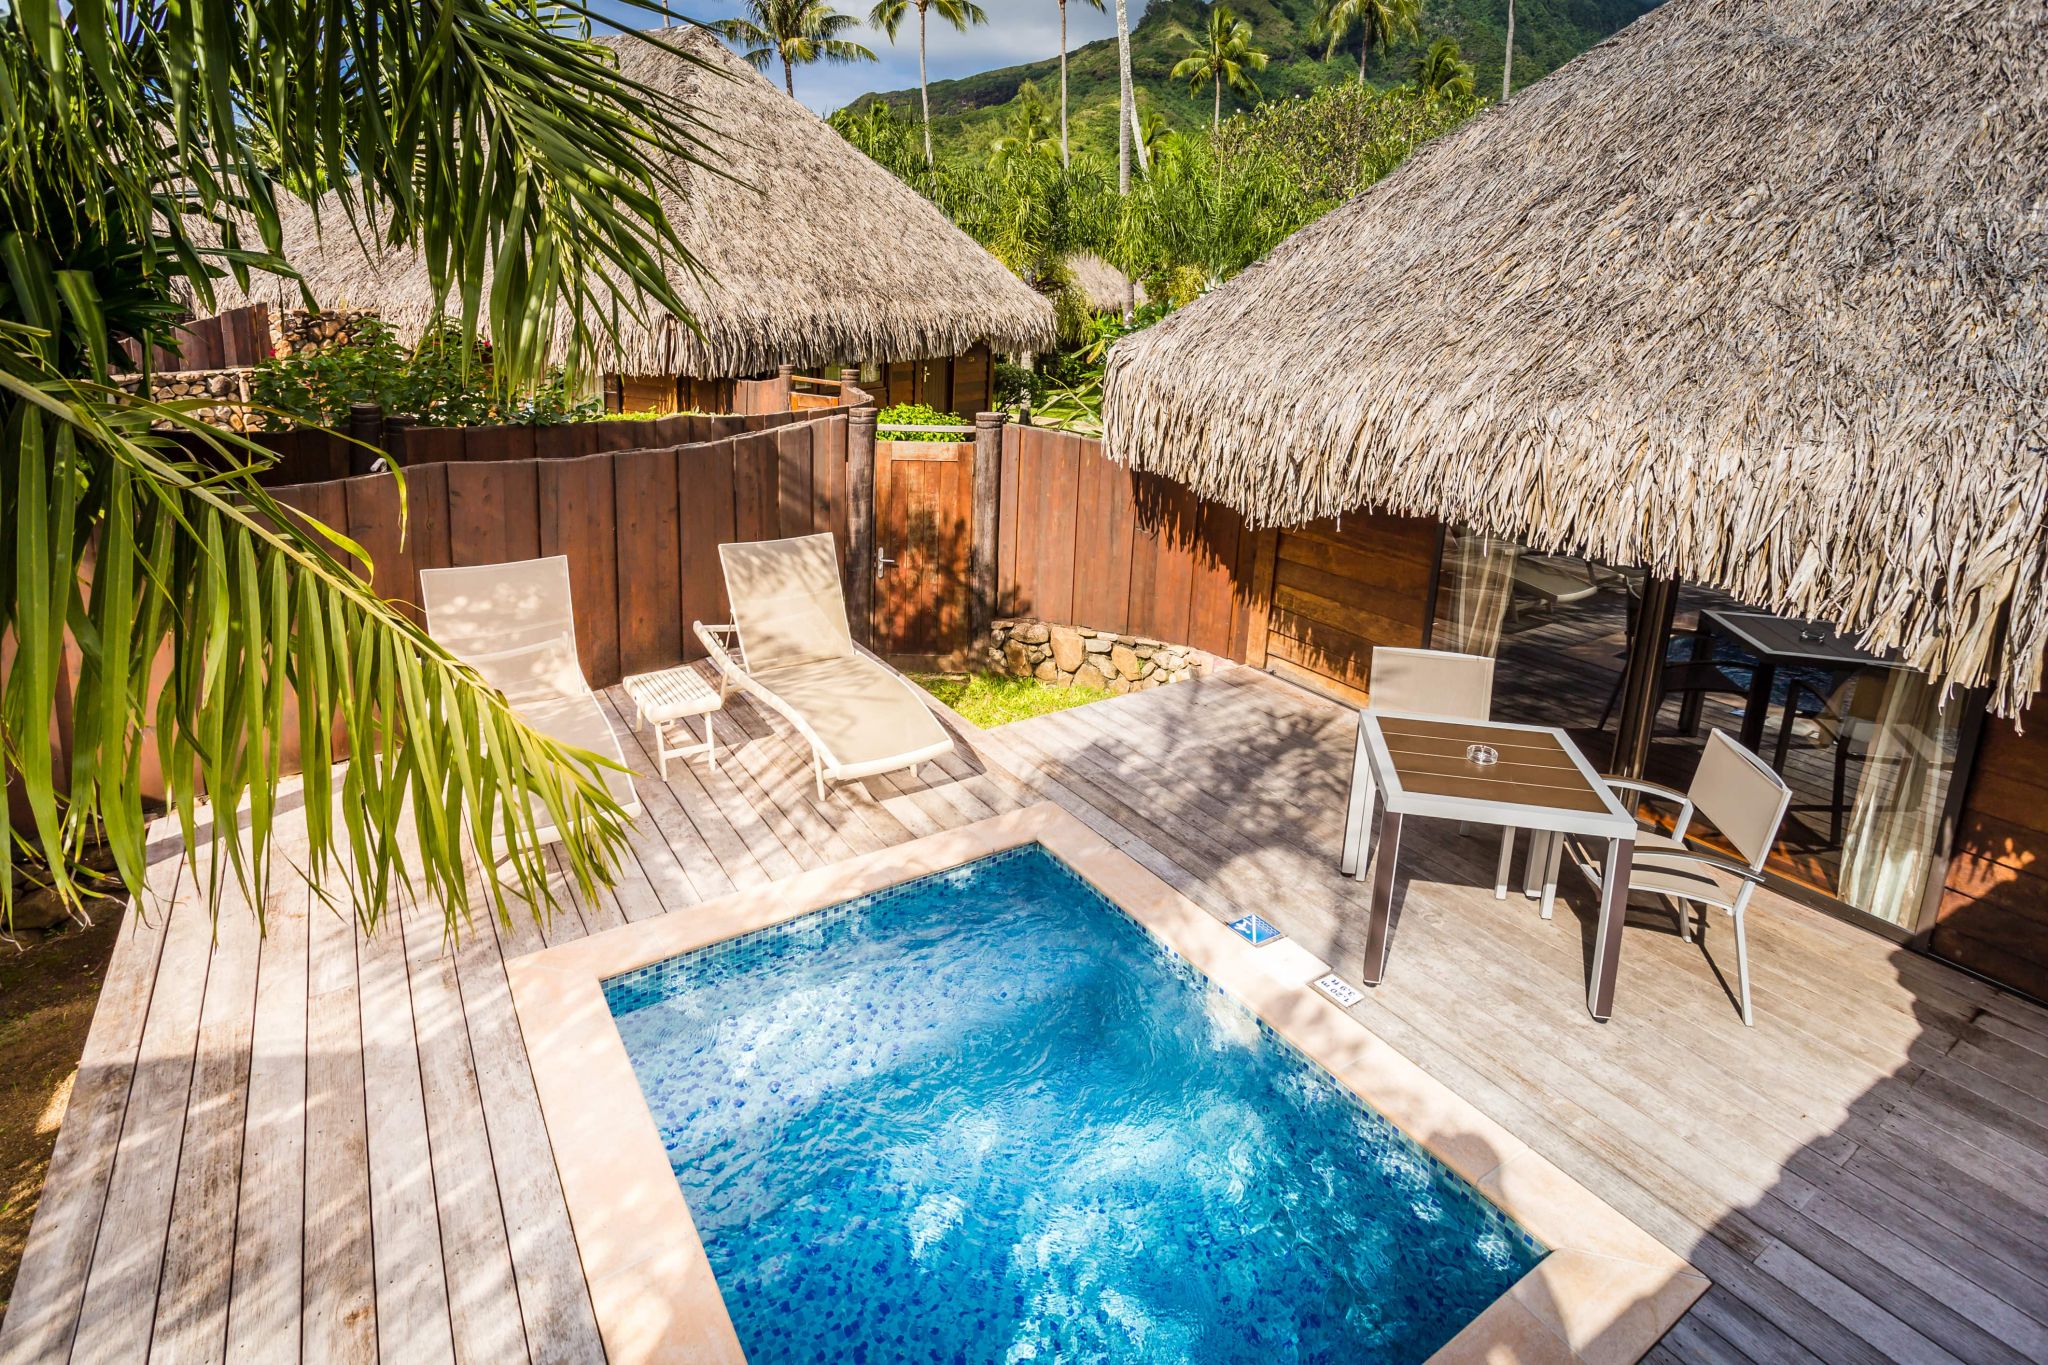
[
  {"left": 1696, "top": 609, "right": 1906, "bottom": 753},
  {"left": 1341, "top": 712, "right": 1640, "bottom": 1021}
]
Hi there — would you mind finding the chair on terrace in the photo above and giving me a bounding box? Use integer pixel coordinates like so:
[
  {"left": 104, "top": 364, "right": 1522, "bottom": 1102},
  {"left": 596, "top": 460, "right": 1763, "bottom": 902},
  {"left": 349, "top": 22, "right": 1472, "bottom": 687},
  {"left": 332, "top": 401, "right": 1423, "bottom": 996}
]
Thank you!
[
  {"left": 695, "top": 532, "right": 953, "bottom": 799},
  {"left": 1568, "top": 729, "right": 1791, "bottom": 1026},
  {"left": 419, "top": 555, "right": 642, "bottom": 861}
]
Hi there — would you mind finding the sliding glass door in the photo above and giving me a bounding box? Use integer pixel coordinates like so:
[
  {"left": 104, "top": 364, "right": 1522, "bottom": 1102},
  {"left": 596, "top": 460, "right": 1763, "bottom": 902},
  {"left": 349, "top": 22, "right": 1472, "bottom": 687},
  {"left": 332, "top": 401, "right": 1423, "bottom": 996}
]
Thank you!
[{"left": 1429, "top": 529, "right": 1969, "bottom": 929}]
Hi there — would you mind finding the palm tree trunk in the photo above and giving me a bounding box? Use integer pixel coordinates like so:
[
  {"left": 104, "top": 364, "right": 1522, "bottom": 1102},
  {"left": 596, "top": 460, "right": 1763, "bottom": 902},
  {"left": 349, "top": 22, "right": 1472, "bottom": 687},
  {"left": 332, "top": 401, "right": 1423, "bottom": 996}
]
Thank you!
[
  {"left": 1059, "top": 0, "right": 1071, "bottom": 167},
  {"left": 1502, "top": 0, "right": 1515, "bottom": 100},
  {"left": 1359, "top": 30, "right": 1369, "bottom": 83},
  {"left": 784, "top": 54, "right": 795, "bottom": 97},
  {"left": 1214, "top": 76, "right": 1221, "bottom": 131},
  {"left": 1115, "top": 0, "right": 1133, "bottom": 194},
  {"left": 919, "top": 6, "right": 934, "bottom": 167}
]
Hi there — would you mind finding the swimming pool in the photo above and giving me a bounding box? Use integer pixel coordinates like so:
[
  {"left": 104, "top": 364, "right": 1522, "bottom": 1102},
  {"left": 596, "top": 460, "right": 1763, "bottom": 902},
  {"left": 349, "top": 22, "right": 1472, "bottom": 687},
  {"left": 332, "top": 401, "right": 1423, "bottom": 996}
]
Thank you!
[{"left": 605, "top": 843, "right": 1545, "bottom": 1363}]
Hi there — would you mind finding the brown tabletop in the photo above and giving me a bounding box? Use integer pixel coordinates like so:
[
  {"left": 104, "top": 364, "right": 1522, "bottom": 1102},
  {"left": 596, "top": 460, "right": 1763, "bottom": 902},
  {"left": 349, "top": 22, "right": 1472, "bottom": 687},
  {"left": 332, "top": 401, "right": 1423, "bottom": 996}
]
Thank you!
[{"left": 1376, "top": 717, "right": 1615, "bottom": 815}]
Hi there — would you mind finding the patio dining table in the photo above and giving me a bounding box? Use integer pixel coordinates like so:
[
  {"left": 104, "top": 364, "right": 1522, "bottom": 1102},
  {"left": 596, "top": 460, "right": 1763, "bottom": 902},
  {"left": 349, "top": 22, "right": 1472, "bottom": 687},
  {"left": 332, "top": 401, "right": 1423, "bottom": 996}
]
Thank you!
[
  {"left": 1695, "top": 609, "right": 1906, "bottom": 754},
  {"left": 1340, "top": 712, "right": 1641, "bottom": 1021}
]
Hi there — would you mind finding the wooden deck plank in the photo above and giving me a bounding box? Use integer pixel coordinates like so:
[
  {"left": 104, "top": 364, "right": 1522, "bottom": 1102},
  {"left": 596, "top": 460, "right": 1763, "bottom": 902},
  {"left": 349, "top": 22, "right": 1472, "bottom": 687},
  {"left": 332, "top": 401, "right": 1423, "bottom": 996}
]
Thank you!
[
  {"left": 397, "top": 890, "right": 530, "bottom": 1364},
  {"left": 300, "top": 903, "right": 377, "bottom": 1365},
  {"left": 458, "top": 910, "right": 608, "bottom": 1363},
  {"left": 224, "top": 880, "right": 311, "bottom": 1362},
  {"left": 67, "top": 857, "right": 218, "bottom": 1364},
  {"left": 0, "top": 853, "right": 179, "bottom": 1365},
  {"left": 150, "top": 871, "right": 263, "bottom": 1364},
  {"left": 354, "top": 886, "right": 457, "bottom": 1365}
]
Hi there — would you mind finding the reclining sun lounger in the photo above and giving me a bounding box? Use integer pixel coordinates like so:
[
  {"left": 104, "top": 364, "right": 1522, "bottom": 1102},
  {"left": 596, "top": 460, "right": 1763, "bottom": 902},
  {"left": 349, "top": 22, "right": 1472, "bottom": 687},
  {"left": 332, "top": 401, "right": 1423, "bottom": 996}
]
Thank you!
[
  {"left": 420, "top": 556, "right": 641, "bottom": 858},
  {"left": 694, "top": 532, "right": 954, "bottom": 798}
]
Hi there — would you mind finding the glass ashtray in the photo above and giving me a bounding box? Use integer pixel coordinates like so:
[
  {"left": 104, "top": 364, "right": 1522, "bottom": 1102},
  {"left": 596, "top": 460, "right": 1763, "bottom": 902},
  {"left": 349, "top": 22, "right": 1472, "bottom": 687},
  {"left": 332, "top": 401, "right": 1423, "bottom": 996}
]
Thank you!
[{"left": 1466, "top": 743, "right": 1499, "bottom": 766}]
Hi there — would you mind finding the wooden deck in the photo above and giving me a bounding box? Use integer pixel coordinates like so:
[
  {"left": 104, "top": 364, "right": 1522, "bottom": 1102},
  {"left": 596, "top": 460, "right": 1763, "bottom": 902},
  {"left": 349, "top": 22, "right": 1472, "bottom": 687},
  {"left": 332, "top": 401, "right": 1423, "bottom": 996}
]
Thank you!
[{"left": 4, "top": 666, "right": 2046, "bottom": 1363}]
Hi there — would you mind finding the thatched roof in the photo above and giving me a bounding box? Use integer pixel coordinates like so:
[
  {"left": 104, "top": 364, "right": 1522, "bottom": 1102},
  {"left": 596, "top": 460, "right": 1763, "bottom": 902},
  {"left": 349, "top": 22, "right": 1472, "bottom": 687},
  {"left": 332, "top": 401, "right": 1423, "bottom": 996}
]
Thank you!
[
  {"left": 1101, "top": 0, "right": 2048, "bottom": 716},
  {"left": 1066, "top": 253, "right": 1143, "bottom": 314},
  {"left": 204, "top": 26, "right": 1053, "bottom": 376}
]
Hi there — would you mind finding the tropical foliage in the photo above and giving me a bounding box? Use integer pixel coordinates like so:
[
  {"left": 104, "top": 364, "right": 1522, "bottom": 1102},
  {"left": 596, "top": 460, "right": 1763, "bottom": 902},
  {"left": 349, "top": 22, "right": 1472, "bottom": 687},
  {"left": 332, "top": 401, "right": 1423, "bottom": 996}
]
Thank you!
[
  {"left": 712, "top": 0, "right": 876, "bottom": 97},
  {"left": 249, "top": 322, "right": 603, "bottom": 429},
  {"left": 875, "top": 402, "right": 970, "bottom": 440},
  {"left": 1, "top": 2, "right": 710, "bottom": 934}
]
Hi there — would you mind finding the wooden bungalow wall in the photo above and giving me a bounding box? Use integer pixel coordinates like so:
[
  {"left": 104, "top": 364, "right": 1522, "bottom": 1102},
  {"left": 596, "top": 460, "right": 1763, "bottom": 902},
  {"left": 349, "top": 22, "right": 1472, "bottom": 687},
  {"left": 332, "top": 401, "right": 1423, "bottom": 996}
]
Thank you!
[{"left": 1931, "top": 716, "right": 2048, "bottom": 999}]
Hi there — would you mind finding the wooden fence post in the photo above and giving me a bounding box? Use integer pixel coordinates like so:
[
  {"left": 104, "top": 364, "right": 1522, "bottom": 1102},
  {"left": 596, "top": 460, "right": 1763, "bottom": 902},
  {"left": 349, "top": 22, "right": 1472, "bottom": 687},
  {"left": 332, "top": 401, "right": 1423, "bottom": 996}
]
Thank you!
[
  {"left": 346, "top": 402, "right": 383, "bottom": 476},
  {"left": 381, "top": 414, "right": 413, "bottom": 468},
  {"left": 837, "top": 366, "right": 861, "bottom": 409},
  {"left": 847, "top": 403, "right": 878, "bottom": 650},
  {"left": 971, "top": 410, "right": 1006, "bottom": 660}
]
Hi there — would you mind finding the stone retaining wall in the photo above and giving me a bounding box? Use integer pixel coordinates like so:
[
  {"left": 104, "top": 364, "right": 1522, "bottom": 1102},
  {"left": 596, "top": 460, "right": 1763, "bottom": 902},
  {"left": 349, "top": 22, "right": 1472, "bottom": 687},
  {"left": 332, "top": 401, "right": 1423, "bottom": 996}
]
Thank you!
[{"left": 986, "top": 619, "right": 1213, "bottom": 695}]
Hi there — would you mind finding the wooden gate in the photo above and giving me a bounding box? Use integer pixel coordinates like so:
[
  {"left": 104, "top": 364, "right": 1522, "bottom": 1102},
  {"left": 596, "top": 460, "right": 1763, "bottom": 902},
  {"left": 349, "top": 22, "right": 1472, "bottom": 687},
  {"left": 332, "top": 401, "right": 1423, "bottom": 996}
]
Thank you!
[{"left": 874, "top": 438, "right": 974, "bottom": 662}]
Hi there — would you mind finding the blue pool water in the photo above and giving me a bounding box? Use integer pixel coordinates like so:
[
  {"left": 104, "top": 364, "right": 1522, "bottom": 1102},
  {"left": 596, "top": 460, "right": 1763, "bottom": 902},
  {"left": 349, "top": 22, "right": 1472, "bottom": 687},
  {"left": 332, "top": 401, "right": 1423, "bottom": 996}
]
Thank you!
[{"left": 606, "top": 845, "right": 1544, "bottom": 1364}]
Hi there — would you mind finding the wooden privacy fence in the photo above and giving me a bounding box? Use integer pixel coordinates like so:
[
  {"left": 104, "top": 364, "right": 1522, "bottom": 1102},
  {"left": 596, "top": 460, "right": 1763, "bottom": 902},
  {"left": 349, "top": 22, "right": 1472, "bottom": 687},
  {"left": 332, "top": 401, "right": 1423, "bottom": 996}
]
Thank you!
[
  {"left": 121, "top": 304, "right": 274, "bottom": 373},
  {"left": 997, "top": 426, "right": 1269, "bottom": 661},
  {"left": 271, "top": 415, "right": 850, "bottom": 688},
  {"left": 251, "top": 390, "right": 860, "bottom": 486}
]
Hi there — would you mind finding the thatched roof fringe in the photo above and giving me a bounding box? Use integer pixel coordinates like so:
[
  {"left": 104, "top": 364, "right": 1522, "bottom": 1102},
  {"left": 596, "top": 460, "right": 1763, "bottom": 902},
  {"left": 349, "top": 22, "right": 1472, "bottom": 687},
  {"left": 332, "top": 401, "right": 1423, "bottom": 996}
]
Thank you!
[
  {"left": 1102, "top": 0, "right": 2048, "bottom": 715},
  {"left": 199, "top": 27, "right": 1053, "bottom": 376}
]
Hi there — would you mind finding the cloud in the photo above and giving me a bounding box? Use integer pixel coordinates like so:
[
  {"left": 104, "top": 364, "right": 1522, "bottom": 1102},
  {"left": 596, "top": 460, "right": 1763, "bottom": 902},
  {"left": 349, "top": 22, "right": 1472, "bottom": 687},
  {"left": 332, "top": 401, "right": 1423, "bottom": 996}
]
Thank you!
[{"left": 593, "top": 1, "right": 1153, "bottom": 113}]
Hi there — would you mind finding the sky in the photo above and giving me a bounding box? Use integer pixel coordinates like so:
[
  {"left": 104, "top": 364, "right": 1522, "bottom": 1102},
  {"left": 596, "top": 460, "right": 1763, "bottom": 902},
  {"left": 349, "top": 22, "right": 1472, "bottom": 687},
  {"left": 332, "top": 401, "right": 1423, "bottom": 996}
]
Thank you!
[{"left": 593, "top": 2, "right": 1154, "bottom": 115}]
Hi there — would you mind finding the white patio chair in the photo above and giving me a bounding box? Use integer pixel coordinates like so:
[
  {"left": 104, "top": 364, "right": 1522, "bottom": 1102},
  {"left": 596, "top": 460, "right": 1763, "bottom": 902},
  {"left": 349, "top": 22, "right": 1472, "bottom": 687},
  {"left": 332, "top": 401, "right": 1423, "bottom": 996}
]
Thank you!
[
  {"left": 693, "top": 532, "right": 953, "bottom": 799},
  {"left": 1362, "top": 647, "right": 1522, "bottom": 892},
  {"left": 420, "top": 556, "right": 641, "bottom": 863},
  {"left": 1567, "top": 729, "right": 1791, "bottom": 1026}
]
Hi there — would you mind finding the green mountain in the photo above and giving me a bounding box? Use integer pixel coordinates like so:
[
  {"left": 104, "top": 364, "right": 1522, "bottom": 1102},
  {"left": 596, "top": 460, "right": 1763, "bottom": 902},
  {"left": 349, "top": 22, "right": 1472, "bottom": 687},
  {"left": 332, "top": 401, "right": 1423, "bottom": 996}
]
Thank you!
[{"left": 848, "top": 0, "right": 1661, "bottom": 161}]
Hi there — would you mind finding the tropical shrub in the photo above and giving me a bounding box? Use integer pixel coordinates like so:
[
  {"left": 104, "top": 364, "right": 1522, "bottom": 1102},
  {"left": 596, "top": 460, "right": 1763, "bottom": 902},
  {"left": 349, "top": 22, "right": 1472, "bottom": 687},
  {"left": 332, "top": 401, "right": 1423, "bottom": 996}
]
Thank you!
[
  {"left": 250, "top": 320, "right": 603, "bottom": 427},
  {"left": 876, "top": 401, "right": 970, "bottom": 441}
]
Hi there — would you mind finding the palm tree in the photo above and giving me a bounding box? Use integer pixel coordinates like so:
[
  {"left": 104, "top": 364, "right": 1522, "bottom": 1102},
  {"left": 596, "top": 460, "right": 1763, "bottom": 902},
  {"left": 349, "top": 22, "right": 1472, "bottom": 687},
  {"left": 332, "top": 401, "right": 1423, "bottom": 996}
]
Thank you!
[
  {"left": 990, "top": 80, "right": 1060, "bottom": 172},
  {"left": 1172, "top": 4, "right": 1269, "bottom": 131},
  {"left": 1416, "top": 35, "right": 1475, "bottom": 99},
  {"left": 1503, "top": 0, "right": 1516, "bottom": 99},
  {"left": 1056, "top": 0, "right": 1107, "bottom": 167},
  {"left": 1, "top": 3, "right": 712, "bottom": 933},
  {"left": 1114, "top": 0, "right": 1149, "bottom": 191},
  {"left": 1311, "top": 0, "right": 1420, "bottom": 84},
  {"left": 869, "top": 0, "right": 990, "bottom": 167},
  {"left": 713, "top": 0, "right": 876, "bottom": 99}
]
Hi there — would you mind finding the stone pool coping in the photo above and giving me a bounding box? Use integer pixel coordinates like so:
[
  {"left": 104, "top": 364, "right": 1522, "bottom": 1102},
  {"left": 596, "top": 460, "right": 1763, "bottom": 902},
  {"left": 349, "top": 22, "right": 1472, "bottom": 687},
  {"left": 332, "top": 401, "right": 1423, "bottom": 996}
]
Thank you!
[{"left": 506, "top": 801, "right": 1707, "bottom": 1363}]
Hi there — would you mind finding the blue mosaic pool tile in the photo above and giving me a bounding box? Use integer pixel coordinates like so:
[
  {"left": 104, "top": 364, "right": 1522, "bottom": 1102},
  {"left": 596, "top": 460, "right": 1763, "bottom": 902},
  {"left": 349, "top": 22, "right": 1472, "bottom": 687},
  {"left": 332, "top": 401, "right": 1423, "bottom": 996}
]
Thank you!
[{"left": 607, "top": 842, "right": 1544, "bottom": 1364}]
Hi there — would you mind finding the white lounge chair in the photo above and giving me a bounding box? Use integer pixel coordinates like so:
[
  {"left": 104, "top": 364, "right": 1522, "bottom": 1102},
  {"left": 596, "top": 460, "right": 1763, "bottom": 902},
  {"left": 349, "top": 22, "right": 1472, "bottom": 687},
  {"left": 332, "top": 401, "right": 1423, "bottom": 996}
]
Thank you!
[
  {"left": 420, "top": 556, "right": 641, "bottom": 859},
  {"left": 694, "top": 532, "right": 953, "bottom": 798}
]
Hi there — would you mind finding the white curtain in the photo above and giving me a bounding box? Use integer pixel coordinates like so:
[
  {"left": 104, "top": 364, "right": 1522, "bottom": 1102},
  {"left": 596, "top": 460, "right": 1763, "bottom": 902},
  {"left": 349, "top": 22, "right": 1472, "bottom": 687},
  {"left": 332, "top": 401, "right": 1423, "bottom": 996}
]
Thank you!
[
  {"left": 1838, "top": 670, "right": 1961, "bottom": 925},
  {"left": 1433, "top": 532, "right": 1522, "bottom": 658}
]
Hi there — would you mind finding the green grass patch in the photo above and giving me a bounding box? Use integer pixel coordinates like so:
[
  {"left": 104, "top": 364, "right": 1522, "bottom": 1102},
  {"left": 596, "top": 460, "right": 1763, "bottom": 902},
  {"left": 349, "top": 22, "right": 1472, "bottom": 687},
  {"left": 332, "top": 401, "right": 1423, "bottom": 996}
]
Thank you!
[{"left": 914, "top": 672, "right": 1112, "bottom": 728}]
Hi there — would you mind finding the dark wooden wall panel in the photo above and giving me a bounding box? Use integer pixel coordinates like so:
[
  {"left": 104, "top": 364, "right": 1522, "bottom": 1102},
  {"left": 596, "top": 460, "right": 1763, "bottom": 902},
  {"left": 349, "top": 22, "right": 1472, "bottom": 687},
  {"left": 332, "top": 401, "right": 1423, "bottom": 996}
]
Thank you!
[
  {"left": 612, "top": 447, "right": 684, "bottom": 676},
  {"left": 1070, "top": 442, "right": 1135, "bottom": 635},
  {"left": 537, "top": 454, "right": 621, "bottom": 685},
  {"left": 1935, "top": 715, "right": 2048, "bottom": 1000},
  {"left": 445, "top": 462, "right": 541, "bottom": 568},
  {"left": 1263, "top": 515, "right": 1438, "bottom": 704},
  {"left": 678, "top": 445, "right": 739, "bottom": 661},
  {"left": 732, "top": 432, "right": 781, "bottom": 543},
  {"left": 776, "top": 425, "right": 815, "bottom": 539}
]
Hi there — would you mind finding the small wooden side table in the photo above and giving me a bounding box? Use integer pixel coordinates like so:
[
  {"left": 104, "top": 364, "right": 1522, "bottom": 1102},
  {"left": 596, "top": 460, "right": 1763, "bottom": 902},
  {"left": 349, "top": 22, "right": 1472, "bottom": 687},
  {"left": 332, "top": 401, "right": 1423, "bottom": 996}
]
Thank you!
[{"left": 622, "top": 664, "right": 723, "bottom": 777}]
